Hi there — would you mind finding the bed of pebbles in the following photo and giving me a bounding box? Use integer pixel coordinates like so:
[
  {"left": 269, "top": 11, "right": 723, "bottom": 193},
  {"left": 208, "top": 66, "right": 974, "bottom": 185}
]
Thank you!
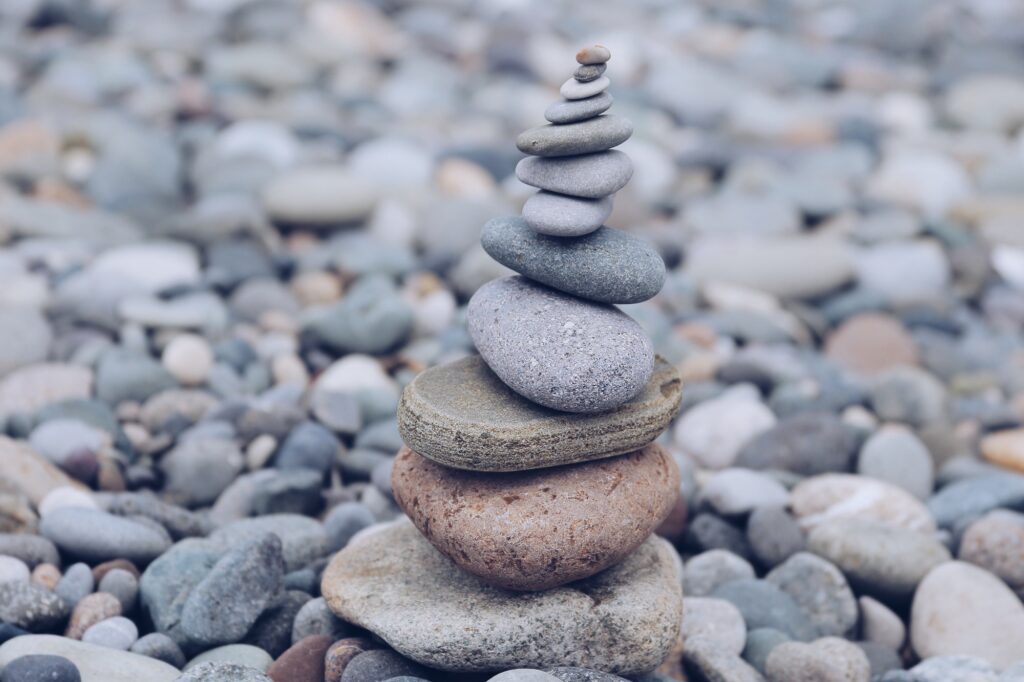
[{"left": 2, "top": 0, "right": 1024, "bottom": 681}]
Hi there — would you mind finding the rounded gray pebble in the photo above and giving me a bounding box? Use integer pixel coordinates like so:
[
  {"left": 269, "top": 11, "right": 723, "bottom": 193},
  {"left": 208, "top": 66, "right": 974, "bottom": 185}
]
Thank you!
[
  {"left": 40, "top": 508, "right": 172, "bottom": 565},
  {"left": 743, "top": 628, "right": 792, "bottom": 675},
  {"left": 55, "top": 562, "right": 95, "bottom": 608},
  {"left": 747, "top": 506, "right": 805, "bottom": 568},
  {"left": 180, "top": 534, "right": 285, "bottom": 647},
  {"left": 710, "top": 578, "right": 819, "bottom": 642},
  {"left": 515, "top": 150, "right": 633, "bottom": 199},
  {"left": 98, "top": 568, "right": 139, "bottom": 612},
  {"left": 467, "top": 276, "right": 654, "bottom": 413},
  {"left": 545, "top": 93, "right": 614, "bottom": 124},
  {"left": 560, "top": 75, "right": 610, "bottom": 100},
  {"left": 521, "top": 191, "right": 611, "bottom": 237},
  {"left": 324, "top": 502, "right": 376, "bottom": 553},
  {"left": 481, "top": 218, "right": 665, "bottom": 304},
  {"left": 574, "top": 63, "right": 606, "bottom": 82},
  {"left": 175, "top": 662, "right": 272, "bottom": 681},
  {"left": 131, "top": 632, "right": 187, "bottom": 668}
]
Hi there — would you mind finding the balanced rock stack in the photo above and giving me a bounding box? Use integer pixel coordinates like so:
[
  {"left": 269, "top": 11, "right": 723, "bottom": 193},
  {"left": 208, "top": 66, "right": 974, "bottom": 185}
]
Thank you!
[{"left": 323, "top": 46, "right": 685, "bottom": 676}]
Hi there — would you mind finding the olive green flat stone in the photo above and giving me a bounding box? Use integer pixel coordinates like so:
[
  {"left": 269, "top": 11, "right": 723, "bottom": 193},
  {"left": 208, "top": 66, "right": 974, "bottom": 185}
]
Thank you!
[{"left": 397, "top": 355, "right": 681, "bottom": 472}]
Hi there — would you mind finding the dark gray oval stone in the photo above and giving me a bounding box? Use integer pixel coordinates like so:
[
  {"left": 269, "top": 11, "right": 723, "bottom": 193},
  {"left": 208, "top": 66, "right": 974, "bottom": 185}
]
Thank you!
[
  {"left": 545, "top": 92, "right": 614, "bottom": 124},
  {"left": 574, "top": 63, "right": 607, "bottom": 82},
  {"left": 522, "top": 191, "right": 611, "bottom": 237},
  {"left": 467, "top": 276, "right": 653, "bottom": 413},
  {"left": 516, "top": 115, "right": 632, "bottom": 157},
  {"left": 481, "top": 217, "right": 665, "bottom": 304},
  {"left": 0, "top": 654, "right": 80, "bottom": 682},
  {"left": 515, "top": 150, "right": 632, "bottom": 199}
]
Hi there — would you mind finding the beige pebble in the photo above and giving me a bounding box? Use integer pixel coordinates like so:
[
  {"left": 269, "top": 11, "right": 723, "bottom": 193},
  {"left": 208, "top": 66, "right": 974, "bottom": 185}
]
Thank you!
[
  {"left": 246, "top": 434, "right": 278, "bottom": 471},
  {"left": 161, "top": 334, "right": 213, "bottom": 386},
  {"left": 576, "top": 44, "right": 611, "bottom": 65},
  {"left": 31, "top": 563, "right": 62, "bottom": 590},
  {"left": 271, "top": 354, "right": 309, "bottom": 387},
  {"left": 290, "top": 270, "right": 342, "bottom": 306}
]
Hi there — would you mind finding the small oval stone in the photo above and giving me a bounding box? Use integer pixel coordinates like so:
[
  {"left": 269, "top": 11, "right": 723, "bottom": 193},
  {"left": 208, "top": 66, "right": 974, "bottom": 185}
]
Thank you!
[
  {"left": 791, "top": 473, "right": 936, "bottom": 533},
  {"left": 574, "top": 63, "right": 606, "bottom": 82},
  {"left": 481, "top": 218, "right": 665, "bottom": 304},
  {"left": 545, "top": 93, "right": 614, "bottom": 125},
  {"left": 516, "top": 115, "right": 632, "bottom": 158},
  {"left": 516, "top": 151, "right": 633, "bottom": 199},
  {"left": 0, "top": 654, "right": 81, "bottom": 682},
  {"left": 522, "top": 191, "right": 611, "bottom": 237},
  {"left": 392, "top": 443, "right": 679, "bottom": 590},
  {"left": 467, "top": 276, "right": 654, "bottom": 413},
  {"left": 576, "top": 45, "right": 611, "bottom": 65},
  {"left": 560, "top": 76, "right": 610, "bottom": 100}
]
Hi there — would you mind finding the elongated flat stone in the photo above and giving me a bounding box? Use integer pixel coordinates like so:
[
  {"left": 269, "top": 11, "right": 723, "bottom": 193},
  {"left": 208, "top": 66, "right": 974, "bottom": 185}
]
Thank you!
[
  {"left": 481, "top": 217, "right": 665, "bottom": 303},
  {"left": 522, "top": 191, "right": 611, "bottom": 237},
  {"left": 516, "top": 115, "right": 632, "bottom": 158},
  {"left": 561, "top": 76, "right": 610, "bottom": 100},
  {"left": 545, "top": 93, "right": 613, "bottom": 124},
  {"left": 397, "top": 354, "right": 680, "bottom": 471},
  {"left": 468, "top": 276, "right": 653, "bottom": 413},
  {"left": 392, "top": 444, "right": 679, "bottom": 591},
  {"left": 516, "top": 151, "right": 632, "bottom": 199},
  {"left": 322, "top": 518, "right": 682, "bottom": 674}
]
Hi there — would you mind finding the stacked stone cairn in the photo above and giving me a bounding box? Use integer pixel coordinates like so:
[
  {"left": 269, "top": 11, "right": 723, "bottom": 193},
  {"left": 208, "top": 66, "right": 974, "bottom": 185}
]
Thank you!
[{"left": 323, "top": 46, "right": 685, "bottom": 676}]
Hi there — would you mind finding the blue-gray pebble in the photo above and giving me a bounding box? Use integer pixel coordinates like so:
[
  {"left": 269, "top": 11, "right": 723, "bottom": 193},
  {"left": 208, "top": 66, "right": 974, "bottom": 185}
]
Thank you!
[
  {"left": 521, "top": 191, "right": 611, "bottom": 237},
  {"left": 274, "top": 421, "right": 339, "bottom": 474},
  {"left": 467, "top": 276, "right": 654, "bottom": 413},
  {"left": 0, "top": 654, "right": 81, "bottom": 682},
  {"left": 710, "top": 578, "right": 818, "bottom": 641},
  {"left": 481, "top": 217, "right": 665, "bottom": 304},
  {"left": 515, "top": 150, "right": 632, "bottom": 199},
  {"left": 545, "top": 92, "right": 613, "bottom": 124},
  {"left": 516, "top": 115, "right": 632, "bottom": 157}
]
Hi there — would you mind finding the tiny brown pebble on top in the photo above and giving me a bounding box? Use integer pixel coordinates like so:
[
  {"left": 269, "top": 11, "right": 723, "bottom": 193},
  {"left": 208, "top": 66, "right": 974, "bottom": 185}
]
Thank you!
[{"left": 576, "top": 44, "right": 611, "bottom": 65}]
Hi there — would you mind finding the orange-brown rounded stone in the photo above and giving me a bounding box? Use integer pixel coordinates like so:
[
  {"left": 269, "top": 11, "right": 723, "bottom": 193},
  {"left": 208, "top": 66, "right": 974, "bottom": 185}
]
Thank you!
[{"left": 392, "top": 442, "right": 680, "bottom": 591}]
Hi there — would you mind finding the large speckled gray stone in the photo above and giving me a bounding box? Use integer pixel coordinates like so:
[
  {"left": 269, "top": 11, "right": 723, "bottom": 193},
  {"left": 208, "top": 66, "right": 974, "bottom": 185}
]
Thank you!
[
  {"left": 516, "top": 116, "right": 632, "bottom": 157},
  {"left": 322, "top": 519, "right": 682, "bottom": 675},
  {"left": 516, "top": 151, "right": 633, "bottom": 199},
  {"left": 545, "top": 93, "right": 613, "bottom": 124},
  {"left": 397, "top": 354, "right": 680, "bottom": 471},
  {"left": 0, "top": 581, "right": 69, "bottom": 630},
  {"left": 179, "top": 535, "right": 285, "bottom": 646},
  {"left": 560, "top": 75, "right": 610, "bottom": 100},
  {"left": 176, "top": 662, "right": 272, "bottom": 681},
  {"left": 481, "top": 218, "right": 665, "bottom": 304},
  {"left": 522, "top": 192, "right": 611, "bottom": 237},
  {"left": 467, "top": 276, "right": 654, "bottom": 413}
]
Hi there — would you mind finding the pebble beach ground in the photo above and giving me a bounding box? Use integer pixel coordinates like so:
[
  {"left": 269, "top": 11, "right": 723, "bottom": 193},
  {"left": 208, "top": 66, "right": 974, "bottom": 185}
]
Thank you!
[{"left": 2, "top": 1, "right": 1024, "bottom": 681}]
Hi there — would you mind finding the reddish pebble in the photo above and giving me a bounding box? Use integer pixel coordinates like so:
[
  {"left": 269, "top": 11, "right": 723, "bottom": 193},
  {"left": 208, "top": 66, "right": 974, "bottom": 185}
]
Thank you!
[
  {"left": 824, "top": 312, "right": 918, "bottom": 376},
  {"left": 324, "top": 637, "right": 380, "bottom": 682},
  {"left": 655, "top": 493, "right": 689, "bottom": 542},
  {"left": 267, "top": 634, "right": 332, "bottom": 682},
  {"left": 66, "top": 591, "right": 121, "bottom": 639},
  {"left": 92, "top": 558, "right": 140, "bottom": 583},
  {"left": 30, "top": 563, "right": 62, "bottom": 590},
  {"left": 576, "top": 44, "right": 611, "bottom": 65}
]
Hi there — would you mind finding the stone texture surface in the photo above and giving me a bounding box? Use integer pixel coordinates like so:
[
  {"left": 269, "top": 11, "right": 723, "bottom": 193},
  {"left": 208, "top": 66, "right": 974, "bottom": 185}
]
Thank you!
[
  {"left": 397, "top": 355, "right": 680, "bottom": 471},
  {"left": 521, "top": 192, "right": 611, "bottom": 237},
  {"left": 911, "top": 561, "right": 1024, "bottom": 671},
  {"left": 322, "top": 519, "right": 682, "bottom": 674},
  {"left": 515, "top": 151, "right": 633, "bottom": 199},
  {"left": 468, "top": 277, "right": 654, "bottom": 413},
  {"left": 391, "top": 443, "right": 679, "bottom": 591},
  {"left": 516, "top": 115, "right": 632, "bottom": 157},
  {"left": 481, "top": 219, "right": 665, "bottom": 304}
]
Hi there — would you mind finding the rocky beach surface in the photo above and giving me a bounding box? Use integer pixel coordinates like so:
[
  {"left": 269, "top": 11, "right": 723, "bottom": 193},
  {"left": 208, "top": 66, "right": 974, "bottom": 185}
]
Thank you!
[{"left": 1, "top": 1, "right": 1024, "bottom": 681}]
